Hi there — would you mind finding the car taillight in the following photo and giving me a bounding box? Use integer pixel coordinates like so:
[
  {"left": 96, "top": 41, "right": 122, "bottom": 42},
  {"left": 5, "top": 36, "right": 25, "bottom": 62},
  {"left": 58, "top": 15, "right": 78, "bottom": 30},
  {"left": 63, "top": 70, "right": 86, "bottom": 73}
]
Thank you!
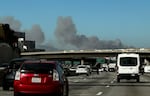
[
  {"left": 15, "top": 71, "right": 21, "bottom": 80},
  {"left": 53, "top": 69, "right": 59, "bottom": 81}
]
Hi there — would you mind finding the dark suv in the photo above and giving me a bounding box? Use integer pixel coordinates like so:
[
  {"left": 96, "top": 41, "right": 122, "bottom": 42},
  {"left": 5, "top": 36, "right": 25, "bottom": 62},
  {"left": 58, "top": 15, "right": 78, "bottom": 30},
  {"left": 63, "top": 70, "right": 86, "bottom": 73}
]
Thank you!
[{"left": 2, "top": 58, "right": 35, "bottom": 90}]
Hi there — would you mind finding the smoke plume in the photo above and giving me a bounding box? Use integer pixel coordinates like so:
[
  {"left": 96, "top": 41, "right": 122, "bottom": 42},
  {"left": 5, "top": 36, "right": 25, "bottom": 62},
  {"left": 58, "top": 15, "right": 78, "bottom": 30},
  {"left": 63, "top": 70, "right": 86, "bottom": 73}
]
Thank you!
[
  {"left": 25, "top": 24, "right": 45, "bottom": 44},
  {"left": 0, "top": 16, "right": 128, "bottom": 50},
  {"left": 0, "top": 16, "right": 21, "bottom": 31},
  {"left": 0, "top": 16, "right": 45, "bottom": 45},
  {"left": 55, "top": 16, "right": 126, "bottom": 49}
]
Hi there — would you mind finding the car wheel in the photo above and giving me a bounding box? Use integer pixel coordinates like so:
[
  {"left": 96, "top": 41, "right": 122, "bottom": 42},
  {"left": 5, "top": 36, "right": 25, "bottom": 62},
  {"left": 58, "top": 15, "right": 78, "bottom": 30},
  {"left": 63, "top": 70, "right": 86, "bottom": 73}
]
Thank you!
[
  {"left": 64, "top": 80, "right": 69, "bottom": 96},
  {"left": 14, "top": 93, "right": 21, "bottom": 96},
  {"left": 58, "top": 85, "right": 68, "bottom": 96},
  {"left": 2, "top": 85, "right": 9, "bottom": 90},
  {"left": 63, "top": 85, "right": 69, "bottom": 96},
  {"left": 117, "top": 77, "right": 120, "bottom": 83},
  {"left": 136, "top": 76, "right": 140, "bottom": 82},
  {"left": 59, "top": 80, "right": 69, "bottom": 96}
]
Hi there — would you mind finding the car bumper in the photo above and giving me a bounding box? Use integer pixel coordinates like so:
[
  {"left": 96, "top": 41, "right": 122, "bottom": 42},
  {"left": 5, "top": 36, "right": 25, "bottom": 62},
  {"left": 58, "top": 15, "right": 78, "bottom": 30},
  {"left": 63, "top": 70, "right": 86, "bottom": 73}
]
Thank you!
[
  {"left": 76, "top": 71, "right": 88, "bottom": 74},
  {"left": 3, "top": 79, "right": 14, "bottom": 87},
  {"left": 117, "top": 74, "right": 139, "bottom": 79},
  {"left": 14, "top": 81, "right": 62, "bottom": 94}
]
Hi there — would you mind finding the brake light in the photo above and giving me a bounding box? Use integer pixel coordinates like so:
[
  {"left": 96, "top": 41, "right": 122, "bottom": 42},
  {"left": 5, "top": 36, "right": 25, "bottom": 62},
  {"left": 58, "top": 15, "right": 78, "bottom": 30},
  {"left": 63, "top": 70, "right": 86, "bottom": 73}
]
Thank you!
[
  {"left": 53, "top": 69, "right": 59, "bottom": 81},
  {"left": 15, "top": 71, "right": 21, "bottom": 80}
]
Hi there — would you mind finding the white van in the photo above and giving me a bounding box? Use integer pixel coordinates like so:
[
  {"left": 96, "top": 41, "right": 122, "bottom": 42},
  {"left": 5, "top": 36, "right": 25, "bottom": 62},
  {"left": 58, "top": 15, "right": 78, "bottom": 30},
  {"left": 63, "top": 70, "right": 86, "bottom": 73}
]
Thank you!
[{"left": 117, "top": 53, "right": 140, "bottom": 82}]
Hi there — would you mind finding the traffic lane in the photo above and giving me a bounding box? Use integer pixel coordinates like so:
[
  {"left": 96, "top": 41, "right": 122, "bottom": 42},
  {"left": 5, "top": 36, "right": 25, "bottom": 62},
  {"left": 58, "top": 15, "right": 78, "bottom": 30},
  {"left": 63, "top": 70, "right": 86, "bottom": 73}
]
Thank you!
[
  {"left": 68, "top": 72, "right": 116, "bottom": 84},
  {"left": 69, "top": 72, "right": 116, "bottom": 96},
  {"left": 0, "top": 87, "right": 13, "bottom": 96},
  {"left": 100, "top": 74, "right": 150, "bottom": 96},
  {"left": 69, "top": 85, "right": 105, "bottom": 96},
  {"left": 103, "top": 85, "right": 150, "bottom": 96},
  {"left": 68, "top": 72, "right": 150, "bottom": 96},
  {"left": 0, "top": 72, "right": 114, "bottom": 96}
]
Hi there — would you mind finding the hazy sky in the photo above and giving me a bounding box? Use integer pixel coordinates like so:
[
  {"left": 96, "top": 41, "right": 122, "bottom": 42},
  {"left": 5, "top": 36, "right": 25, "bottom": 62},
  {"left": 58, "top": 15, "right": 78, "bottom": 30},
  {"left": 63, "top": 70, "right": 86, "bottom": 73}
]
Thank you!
[{"left": 0, "top": 0, "right": 150, "bottom": 48}]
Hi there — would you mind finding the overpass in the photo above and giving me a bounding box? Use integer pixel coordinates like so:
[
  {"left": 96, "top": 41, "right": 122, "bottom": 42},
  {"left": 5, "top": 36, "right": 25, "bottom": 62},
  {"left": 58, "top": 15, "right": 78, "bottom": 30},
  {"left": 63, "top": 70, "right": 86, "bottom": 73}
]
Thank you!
[{"left": 21, "top": 48, "right": 150, "bottom": 59}]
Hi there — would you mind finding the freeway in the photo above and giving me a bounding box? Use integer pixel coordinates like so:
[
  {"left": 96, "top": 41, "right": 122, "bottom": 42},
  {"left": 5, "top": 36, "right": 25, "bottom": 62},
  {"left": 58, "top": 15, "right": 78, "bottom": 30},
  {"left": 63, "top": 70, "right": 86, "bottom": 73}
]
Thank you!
[
  {"left": 1, "top": 72, "right": 150, "bottom": 96},
  {"left": 69, "top": 72, "right": 150, "bottom": 96}
]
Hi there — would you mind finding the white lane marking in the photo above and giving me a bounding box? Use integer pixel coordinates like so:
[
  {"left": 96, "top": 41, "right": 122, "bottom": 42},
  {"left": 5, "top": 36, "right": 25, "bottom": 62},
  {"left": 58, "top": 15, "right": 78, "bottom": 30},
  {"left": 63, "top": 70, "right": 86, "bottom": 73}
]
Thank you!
[
  {"left": 74, "top": 80, "right": 79, "bottom": 82},
  {"left": 106, "top": 85, "right": 110, "bottom": 88},
  {"left": 96, "top": 92, "right": 103, "bottom": 95}
]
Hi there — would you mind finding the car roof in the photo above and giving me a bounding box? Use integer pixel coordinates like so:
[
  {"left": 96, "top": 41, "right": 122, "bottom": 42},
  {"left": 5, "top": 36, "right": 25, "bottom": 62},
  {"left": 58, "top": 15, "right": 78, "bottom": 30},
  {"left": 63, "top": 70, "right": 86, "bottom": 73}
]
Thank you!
[
  {"left": 23, "top": 60, "right": 57, "bottom": 65},
  {"left": 10, "top": 57, "right": 36, "bottom": 62}
]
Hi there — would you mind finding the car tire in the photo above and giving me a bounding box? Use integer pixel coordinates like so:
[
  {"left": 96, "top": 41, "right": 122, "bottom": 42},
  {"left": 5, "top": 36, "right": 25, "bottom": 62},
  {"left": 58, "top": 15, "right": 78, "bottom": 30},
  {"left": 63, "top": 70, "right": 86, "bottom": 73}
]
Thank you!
[
  {"left": 136, "top": 76, "right": 140, "bottom": 82},
  {"left": 117, "top": 77, "right": 120, "bottom": 83},
  {"left": 64, "top": 84, "right": 69, "bottom": 96},
  {"left": 14, "top": 93, "right": 20, "bottom": 96},
  {"left": 2, "top": 84, "right": 9, "bottom": 90},
  {"left": 58, "top": 85, "right": 68, "bottom": 96},
  {"left": 59, "top": 79, "right": 69, "bottom": 96}
]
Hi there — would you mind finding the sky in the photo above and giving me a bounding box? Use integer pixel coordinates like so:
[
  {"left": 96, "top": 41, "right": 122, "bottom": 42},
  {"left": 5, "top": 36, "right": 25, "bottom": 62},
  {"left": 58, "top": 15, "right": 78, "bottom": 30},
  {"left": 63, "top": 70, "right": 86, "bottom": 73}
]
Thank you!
[{"left": 0, "top": 0, "right": 150, "bottom": 49}]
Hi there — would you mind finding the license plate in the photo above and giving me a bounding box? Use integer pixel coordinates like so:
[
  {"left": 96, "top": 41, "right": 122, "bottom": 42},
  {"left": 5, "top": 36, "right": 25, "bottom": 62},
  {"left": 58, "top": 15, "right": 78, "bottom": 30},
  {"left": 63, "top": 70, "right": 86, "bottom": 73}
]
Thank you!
[
  {"left": 32, "top": 77, "right": 41, "bottom": 83},
  {"left": 131, "top": 74, "right": 135, "bottom": 76}
]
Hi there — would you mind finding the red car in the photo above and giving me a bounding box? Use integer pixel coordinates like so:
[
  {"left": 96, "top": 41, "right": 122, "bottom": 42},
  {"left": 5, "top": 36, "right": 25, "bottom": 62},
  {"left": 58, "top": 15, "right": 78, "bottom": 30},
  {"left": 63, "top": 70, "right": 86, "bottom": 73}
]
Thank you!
[{"left": 14, "top": 60, "right": 69, "bottom": 96}]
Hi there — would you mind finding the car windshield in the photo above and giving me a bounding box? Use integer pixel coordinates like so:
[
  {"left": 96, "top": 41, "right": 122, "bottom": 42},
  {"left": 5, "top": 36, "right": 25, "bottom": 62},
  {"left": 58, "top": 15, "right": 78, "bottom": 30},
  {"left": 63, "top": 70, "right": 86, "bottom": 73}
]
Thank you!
[
  {"left": 21, "top": 63, "right": 54, "bottom": 74},
  {"left": 120, "top": 57, "right": 137, "bottom": 66}
]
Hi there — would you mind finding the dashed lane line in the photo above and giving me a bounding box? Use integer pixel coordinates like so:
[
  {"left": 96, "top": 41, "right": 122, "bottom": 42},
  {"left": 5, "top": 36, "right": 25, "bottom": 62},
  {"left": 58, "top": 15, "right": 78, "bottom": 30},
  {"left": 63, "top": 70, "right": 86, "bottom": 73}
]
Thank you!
[{"left": 96, "top": 92, "right": 103, "bottom": 95}]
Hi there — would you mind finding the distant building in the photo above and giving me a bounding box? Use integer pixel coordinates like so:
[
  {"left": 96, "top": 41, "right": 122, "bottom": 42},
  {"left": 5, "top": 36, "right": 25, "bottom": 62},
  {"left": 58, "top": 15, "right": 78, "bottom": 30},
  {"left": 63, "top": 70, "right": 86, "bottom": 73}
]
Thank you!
[
  {"left": 14, "top": 32, "right": 25, "bottom": 39},
  {"left": 24, "top": 40, "right": 35, "bottom": 51},
  {"left": 14, "top": 32, "right": 44, "bottom": 52}
]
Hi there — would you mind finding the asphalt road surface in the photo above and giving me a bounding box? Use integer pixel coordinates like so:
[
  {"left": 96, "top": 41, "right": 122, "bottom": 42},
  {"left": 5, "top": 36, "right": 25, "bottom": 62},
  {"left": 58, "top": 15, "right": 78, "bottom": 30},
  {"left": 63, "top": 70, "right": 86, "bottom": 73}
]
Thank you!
[{"left": 1, "top": 72, "right": 150, "bottom": 96}]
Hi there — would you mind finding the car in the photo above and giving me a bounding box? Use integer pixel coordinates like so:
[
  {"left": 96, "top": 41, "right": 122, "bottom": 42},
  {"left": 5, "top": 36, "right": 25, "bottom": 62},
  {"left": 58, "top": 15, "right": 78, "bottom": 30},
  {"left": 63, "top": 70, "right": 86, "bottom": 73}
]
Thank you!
[
  {"left": 117, "top": 53, "right": 140, "bottom": 82},
  {"left": 68, "top": 66, "right": 77, "bottom": 75},
  {"left": 101, "top": 63, "right": 108, "bottom": 72},
  {"left": 0, "top": 63, "right": 9, "bottom": 71},
  {"left": 14, "top": 60, "right": 69, "bottom": 96},
  {"left": 63, "top": 67, "right": 70, "bottom": 76},
  {"left": 85, "top": 65, "right": 92, "bottom": 74},
  {"left": 76, "top": 65, "right": 91, "bottom": 76},
  {"left": 108, "top": 63, "right": 116, "bottom": 72},
  {"left": 144, "top": 65, "right": 150, "bottom": 73},
  {"left": 2, "top": 58, "right": 35, "bottom": 90}
]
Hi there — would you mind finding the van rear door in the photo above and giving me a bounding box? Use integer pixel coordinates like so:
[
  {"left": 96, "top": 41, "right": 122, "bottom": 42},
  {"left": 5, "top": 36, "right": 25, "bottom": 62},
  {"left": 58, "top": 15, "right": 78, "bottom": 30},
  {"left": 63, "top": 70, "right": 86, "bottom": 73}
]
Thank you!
[{"left": 118, "top": 57, "right": 139, "bottom": 74}]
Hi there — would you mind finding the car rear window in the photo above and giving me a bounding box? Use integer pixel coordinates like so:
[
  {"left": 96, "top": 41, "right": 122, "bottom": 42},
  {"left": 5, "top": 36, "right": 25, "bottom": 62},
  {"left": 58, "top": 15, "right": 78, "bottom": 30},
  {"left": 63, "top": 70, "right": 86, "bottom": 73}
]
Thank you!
[
  {"left": 78, "top": 66, "right": 86, "bottom": 68},
  {"left": 120, "top": 57, "right": 137, "bottom": 66},
  {"left": 20, "top": 63, "right": 54, "bottom": 74},
  {"left": 10, "top": 61, "right": 25, "bottom": 69}
]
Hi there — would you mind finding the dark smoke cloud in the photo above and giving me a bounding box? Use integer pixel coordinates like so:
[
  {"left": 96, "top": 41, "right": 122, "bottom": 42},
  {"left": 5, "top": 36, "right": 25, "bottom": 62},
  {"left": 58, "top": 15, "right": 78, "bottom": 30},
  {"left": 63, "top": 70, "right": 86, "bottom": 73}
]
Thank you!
[
  {"left": 0, "top": 16, "right": 21, "bottom": 31},
  {"left": 25, "top": 24, "right": 45, "bottom": 44},
  {"left": 0, "top": 16, "right": 129, "bottom": 51},
  {"left": 37, "top": 43, "right": 58, "bottom": 51},
  {"left": 55, "top": 16, "right": 127, "bottom": 49}
]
